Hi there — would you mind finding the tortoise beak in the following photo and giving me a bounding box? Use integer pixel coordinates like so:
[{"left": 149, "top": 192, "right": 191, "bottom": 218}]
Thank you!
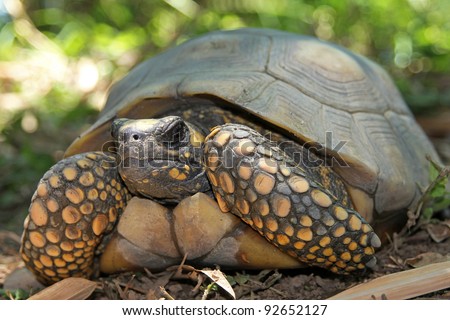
[{"left": 111, "top": 118, "right": 130, "bottom": 140}]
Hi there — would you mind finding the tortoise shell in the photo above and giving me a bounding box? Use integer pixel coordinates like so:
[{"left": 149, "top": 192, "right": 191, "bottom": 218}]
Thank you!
[{"left": 66, "top": 28, "right": 439, "bottom": 228}]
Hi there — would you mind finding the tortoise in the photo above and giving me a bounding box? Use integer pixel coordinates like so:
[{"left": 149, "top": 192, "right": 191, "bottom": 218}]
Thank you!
[{"left": 19, "top": 28, "right": 440, "bottom": 285}]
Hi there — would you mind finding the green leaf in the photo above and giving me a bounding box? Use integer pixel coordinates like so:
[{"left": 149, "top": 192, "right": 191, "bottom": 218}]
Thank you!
[
  {"left": 0, "top": 289, "right": 30, "bottom": 300},
  {"left": 422, "top": 207, "right": 434, "bottom": 220},
  {"left": 431, "top": 184, "right": 446, "bottom": 198},
  {"left": 226, "top": 273, "right": 250, "bottom": 286},
  {"left": 430, "top": 195, "right": 450, "bottom": 213},
  {"left": 429, "top": 162, "right": 440, "bottom": 181}
]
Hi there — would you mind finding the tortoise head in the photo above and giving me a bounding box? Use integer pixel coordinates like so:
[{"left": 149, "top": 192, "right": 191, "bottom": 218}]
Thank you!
[{"left": 111, "top": 116, "right": 210, "bottom": 203}]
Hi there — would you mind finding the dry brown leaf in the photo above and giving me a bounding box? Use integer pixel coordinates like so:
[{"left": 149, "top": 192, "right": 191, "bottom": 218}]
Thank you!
[
  {"left": 405, "top": 252, "right": 450, "bottom": 268},
  {"left": 328, "top": 261, "right": 450, "bottom": 300},
  {"left": 199, "top": 269, "right": 236, "bottom": 299},
  {"left": 28, "top": 277, "right": 97, "bottom": 300},
  {"left": 426, "top": 222, "right": 450, "bottom": 243}
]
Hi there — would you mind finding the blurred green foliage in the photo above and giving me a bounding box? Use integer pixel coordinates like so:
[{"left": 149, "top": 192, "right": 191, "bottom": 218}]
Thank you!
[{"left": 0, "top": 0, "right": 449, "bottom": 230}]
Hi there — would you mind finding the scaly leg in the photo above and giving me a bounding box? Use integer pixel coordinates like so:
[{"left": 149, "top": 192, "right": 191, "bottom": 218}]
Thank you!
[
  {"left": 203, "top": 124, "right": 381, "bottom": 274},
  {"left": 20, "top": 152, "right": 130, "bottom": 284}
]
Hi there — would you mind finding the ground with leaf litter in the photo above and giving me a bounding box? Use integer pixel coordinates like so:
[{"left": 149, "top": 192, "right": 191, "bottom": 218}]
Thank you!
[
  {"left": 94, "top": 227, "right": 450, "bottom": 300},
  {"left": 1, "top": 223, "right": 449, "bottom": 300}
]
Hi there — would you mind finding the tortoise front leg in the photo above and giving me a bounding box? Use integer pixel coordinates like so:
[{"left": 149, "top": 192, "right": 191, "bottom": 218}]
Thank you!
[
  {"left": 203, "top": 124, "right": 381, "bottom": 274},
  {"left": 20, "top": 152, "right": 130, "bottom": 284}
]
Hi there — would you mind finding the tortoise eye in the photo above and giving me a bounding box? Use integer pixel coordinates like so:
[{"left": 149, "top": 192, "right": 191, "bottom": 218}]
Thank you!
[
  {"left": 132, "top": 134, "right": 140, "bottom": 141},
  {"left": 160, "top": 119, "right": 189, "bottom": 147}
]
